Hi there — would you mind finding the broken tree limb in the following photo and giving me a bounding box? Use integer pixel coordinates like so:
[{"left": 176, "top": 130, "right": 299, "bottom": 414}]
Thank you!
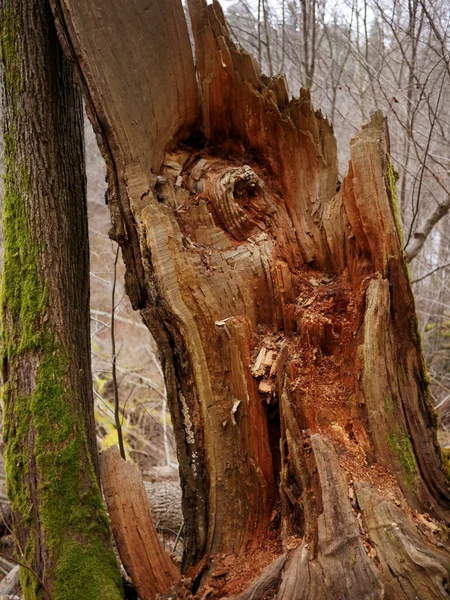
[
  {"left": 143, "top": 479, "right": 183, "bottom": 533},
  {"left": 100, "top": 446, "right": 180, "bottom": 599}
]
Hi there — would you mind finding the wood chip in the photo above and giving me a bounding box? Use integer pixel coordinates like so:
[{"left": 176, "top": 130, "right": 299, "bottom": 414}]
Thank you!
[
  {"left": 259, "top": 380, "right": 274, "bottom": 395},
  {"left": 252, "top": 347, "right": 267, "bottom": 377},
  {"left": 231, "top": 399, "right": 241, "bottom": 425},
  {"left": 417, "top": 514, "right": 440, "bottom": 533}
]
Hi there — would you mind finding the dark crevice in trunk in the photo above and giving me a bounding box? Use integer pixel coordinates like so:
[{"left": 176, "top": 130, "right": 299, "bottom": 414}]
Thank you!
[{"left": 266, "top": 403, "right": 282, "bottom": 488}]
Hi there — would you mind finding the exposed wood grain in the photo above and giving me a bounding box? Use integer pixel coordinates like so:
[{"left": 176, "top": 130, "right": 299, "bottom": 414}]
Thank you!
[
  {"left": 49, "top": 0, "right": 450, "bottom": 594},
  {"left": 52, "top": 0, "right": 198, "bottom": 173},
  {"left": 324, "top": 111, "right": 450, "bottom": 518},
  {"left": 144, "top": 479, "right": 182, "bottom": 532},
  {"left": 100, "top": 446, "right": 179, "bottom": 599},
  {"left": 276, "top": 435, "right": 383, "bottom": 600},
  {"left": 356, "top": 482, "right": 450, "bottom": 599}
]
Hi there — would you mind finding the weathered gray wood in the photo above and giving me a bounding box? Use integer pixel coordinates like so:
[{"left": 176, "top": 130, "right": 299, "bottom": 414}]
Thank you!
[
  {"left": 0, "top": 558, "right": 15, "bottom": 578},
  {"left": 276, "top": 435, "right": 384, "bottom": 600},
  {"left": 144, "top": 480, "right": 182, "bottom": 532},
  {"left": 0, "top": 566, "right": 19, "bottom": 595},
  {"left": 356, "top": 482, "right": 450, "bottom": 599},
  {"left": 51, "top": 0, "right": 198, "bottom": 174}
]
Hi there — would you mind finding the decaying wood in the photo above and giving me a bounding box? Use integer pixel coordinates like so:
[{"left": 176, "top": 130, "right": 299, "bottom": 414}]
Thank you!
[
  {"left": 49, "top": 0, "right": 450, "bottom": 596},
  {"left": 100, "top": 446, "right": 180, "bottom": 599},
  {"left": 356, "top": 483, "right": 450, "bottom": 599},
  {"left": 329, "top": 116, "right": 450, "bottom": 517},
  {"left": 225, "top": 554, "right": 287, "bottom": 600},
  {"left": 276, "top": 435, "right": 384, "bottom": 599}
]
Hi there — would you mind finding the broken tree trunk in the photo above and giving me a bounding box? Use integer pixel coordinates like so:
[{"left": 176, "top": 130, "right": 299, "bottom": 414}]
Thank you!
[
  {"left": 49, "top": 0, "right": 450, "bottom": 596},
  {"left": 100, "top": 447, "right": 179, "bottom": 600}
]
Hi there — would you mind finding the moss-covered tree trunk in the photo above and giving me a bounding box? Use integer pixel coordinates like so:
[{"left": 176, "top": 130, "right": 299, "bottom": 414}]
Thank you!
[
  {"left": 0, "top": 1, "right": 123, "bottom": 598},
  {"left": 50, "top": 0, "right": 450, "bottom": 597}
]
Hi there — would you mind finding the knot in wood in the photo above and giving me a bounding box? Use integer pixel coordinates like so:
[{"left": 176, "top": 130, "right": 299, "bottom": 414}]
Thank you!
[{"left": 211, "top": 165, "right": 267, "bottom": 241}]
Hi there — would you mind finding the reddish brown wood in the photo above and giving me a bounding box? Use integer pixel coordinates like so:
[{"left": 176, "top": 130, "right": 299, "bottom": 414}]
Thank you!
[
  {"left": 49, "top": 0, "right": 450, "bottom": 596},
  {"left": 100, "top": 447, "right": 180, "bottom": 599}
]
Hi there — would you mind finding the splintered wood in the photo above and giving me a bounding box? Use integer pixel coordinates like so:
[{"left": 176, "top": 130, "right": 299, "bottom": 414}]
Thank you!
[
  {"left": 100, "top": 447, "right": 179, "bottom": 600},
  {"left": 51, "top": 0, "right": 450, "bottom": 595},
  {"left": 251, "top": 347, "right": 274, "bottom": 378}
]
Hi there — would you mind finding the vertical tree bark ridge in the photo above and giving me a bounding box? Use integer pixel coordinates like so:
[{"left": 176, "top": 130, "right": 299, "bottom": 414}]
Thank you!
[
  {"left": 47, "top": 0, "right": 450, "bottom": 595},
  {"left": 100, "top": 446, "right": 180, "bottom": 600},
  {"left": 0, "top": 1, "right": 123, "bottom": 598}
]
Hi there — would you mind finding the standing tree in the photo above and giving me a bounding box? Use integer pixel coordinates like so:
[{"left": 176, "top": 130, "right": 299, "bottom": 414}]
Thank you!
[
  {"left": 0, "top": 0, "right": 123, "bottom": 598},
  {"left": 49, "top": 0, "right": 450, "bottom": 597}
]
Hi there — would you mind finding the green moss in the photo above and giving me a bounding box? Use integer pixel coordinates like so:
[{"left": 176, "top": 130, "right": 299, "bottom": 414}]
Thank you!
[
  {"left": 0, "top": 8, "right": 22, "bottom": 105},
  {"left": 388, "top": 426, "right": 419, "bottom": 491},
  {"left": 440, "top": 524, "right": 450, "bottom": 544},
  {"left": 384, "top": 396, "right": 395, "bottom": 415},
  {"left": 1, "top": 121, "right": 41, "bottom": 589},
  {"left": 411, "top": 314, "right": 439, "bottom": 429},
  {"left": 1, "top": 146, "right": 47, "bottom": 356},
  {"left": 1, "top": 111, "right": 122, "bottom": 600},
  {"left": 54, "top": 538, "right": 123, "bottom": 600},
  {"left": 404, "top": 260, "right": 412, "bottom": 283},
  {"left": 441, "top": 448, "right": 450, "bottom": 482},
  {"left": 386, "top": 159, "right": 404, "bottom": 246},
  {"left": 4, "top": 335, "right": 123, "bottom": 599}
]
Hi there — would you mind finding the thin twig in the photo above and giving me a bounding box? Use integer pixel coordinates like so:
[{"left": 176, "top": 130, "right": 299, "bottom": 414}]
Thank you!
[
  {"left": 412, "top": 261, "right": 450, "bottom": 284},
  {"left": 173, "top": 522, "right": 185, "bottom": 554},
  {"left": 111, "top": 244, "right": 126, "bottom": 460},
  {"left": 0, "top": 551, "right": 50, "bottom": 597}
]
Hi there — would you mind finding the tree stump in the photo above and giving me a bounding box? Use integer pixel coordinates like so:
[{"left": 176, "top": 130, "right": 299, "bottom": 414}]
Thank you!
[{"left": 49, "top": 0, "right": 450, "bottom": 596}]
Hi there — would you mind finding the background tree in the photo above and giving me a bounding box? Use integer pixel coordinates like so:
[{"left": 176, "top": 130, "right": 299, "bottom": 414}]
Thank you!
[
  {"left": 0, "top": 0, "right": 123, "bottom": 597},
  {"left": 48, "top": 0, "right": 450, "bottom": 597}
]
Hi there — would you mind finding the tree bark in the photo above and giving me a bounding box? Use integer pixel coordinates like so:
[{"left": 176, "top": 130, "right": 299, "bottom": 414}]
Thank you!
[
  {"left": 49, "top": 0, "right": 450, "bottom": 596},
  {"left": 0, "top": 1, "right": 123, "bottom": 598}
]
